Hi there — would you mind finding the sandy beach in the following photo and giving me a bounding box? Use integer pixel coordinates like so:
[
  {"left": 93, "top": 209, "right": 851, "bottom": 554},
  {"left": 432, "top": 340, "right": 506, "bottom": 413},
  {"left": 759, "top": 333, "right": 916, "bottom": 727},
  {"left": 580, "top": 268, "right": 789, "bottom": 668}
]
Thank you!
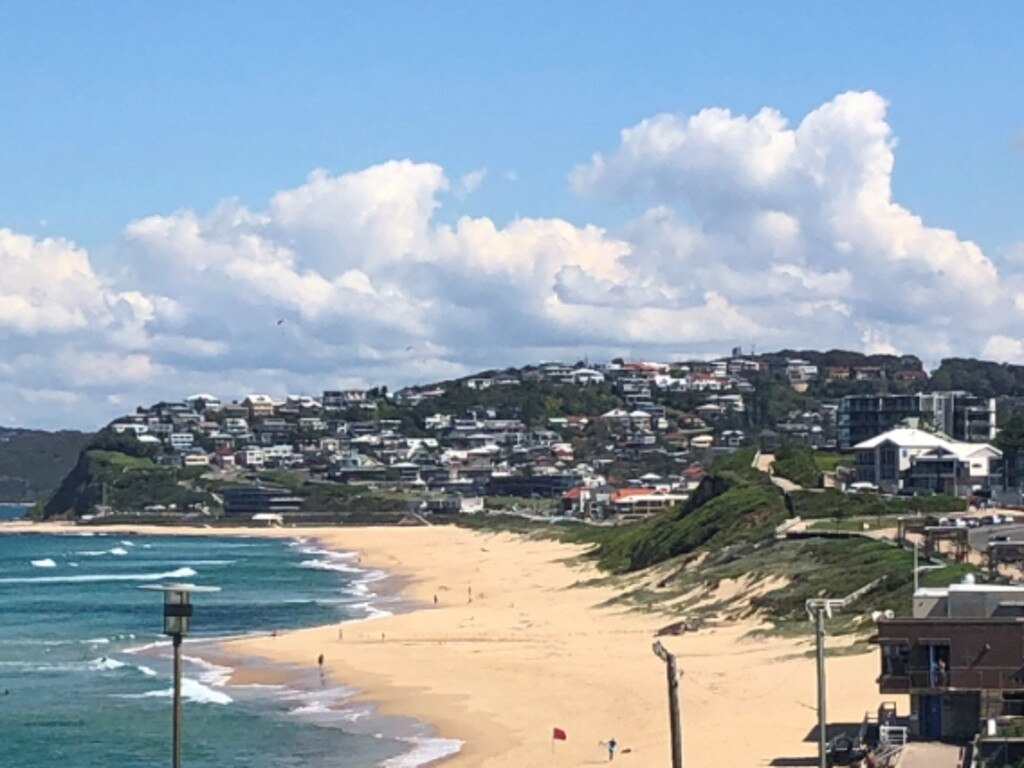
[{"left": 1, "top": 520, "right": 903, "bottom": 766}]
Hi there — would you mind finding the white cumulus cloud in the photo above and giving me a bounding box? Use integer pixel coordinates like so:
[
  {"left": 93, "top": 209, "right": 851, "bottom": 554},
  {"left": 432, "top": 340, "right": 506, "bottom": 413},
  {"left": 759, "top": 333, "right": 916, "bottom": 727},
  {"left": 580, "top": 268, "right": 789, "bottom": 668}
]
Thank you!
[
  {"left": 572, "top": 90, "right": 1008, "bottom": 353},
  {"left": 1, "top": 90, "right": 1022, "bottom": 427}
]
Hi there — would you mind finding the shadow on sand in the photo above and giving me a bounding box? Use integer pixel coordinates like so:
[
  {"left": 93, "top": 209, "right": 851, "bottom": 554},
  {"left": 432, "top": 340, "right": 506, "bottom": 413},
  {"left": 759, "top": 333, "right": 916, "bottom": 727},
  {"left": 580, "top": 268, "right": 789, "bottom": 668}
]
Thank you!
[{"left": 768, "top": 721, "right": 866, "bottom": 766}]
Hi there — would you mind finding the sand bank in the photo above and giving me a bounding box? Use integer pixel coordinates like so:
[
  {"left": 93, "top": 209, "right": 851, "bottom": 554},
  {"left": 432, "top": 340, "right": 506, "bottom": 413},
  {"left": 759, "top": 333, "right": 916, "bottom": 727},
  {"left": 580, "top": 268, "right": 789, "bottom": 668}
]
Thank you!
[{"left": 1, "top": 521, "right": 902, "bottom": 766}]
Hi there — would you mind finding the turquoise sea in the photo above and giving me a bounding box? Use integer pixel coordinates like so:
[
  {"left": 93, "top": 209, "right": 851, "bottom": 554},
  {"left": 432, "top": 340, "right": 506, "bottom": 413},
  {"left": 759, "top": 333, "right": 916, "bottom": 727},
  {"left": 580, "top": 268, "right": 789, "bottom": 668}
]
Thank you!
[
  {"left": 0, "top": 507, "right": 459, "bottom": 767},
  {"left": 0, "top": 503, "right": 29, "bottom": 520}
]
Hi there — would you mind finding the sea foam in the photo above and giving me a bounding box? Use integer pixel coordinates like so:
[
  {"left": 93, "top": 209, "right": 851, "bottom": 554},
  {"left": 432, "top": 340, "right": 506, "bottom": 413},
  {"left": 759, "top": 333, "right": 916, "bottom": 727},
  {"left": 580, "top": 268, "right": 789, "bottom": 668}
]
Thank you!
[
  {"left": 379, "top": 737, "right": 464, "bottom": 768},
  {"left": 298, "top": 558, "right": 361, "bottom": 574},
  {"left": 0, "top": 566, "right": 197, "bottom": 585},
  {"left": 30, "top": 558, "right": 57, "bottom": 568},
  {"left": 181, "top": 654, "right": 232, "bottom": 687},
  {"left": 89, "top": 657, "right": 127, "bottom": 671},
  {"left": 120, "top": 677, "right": 233, "bottom": 705}
]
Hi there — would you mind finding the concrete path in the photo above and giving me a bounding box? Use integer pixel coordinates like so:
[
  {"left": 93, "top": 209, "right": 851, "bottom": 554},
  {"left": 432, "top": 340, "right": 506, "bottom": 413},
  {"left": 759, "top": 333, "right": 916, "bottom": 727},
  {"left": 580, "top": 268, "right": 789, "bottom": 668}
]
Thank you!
[
  {"left": 898, "top": 742, "right": 962, "bottom": 768},
  {"left": 752, "top": 451, "right": 803, "bottom": 493}
]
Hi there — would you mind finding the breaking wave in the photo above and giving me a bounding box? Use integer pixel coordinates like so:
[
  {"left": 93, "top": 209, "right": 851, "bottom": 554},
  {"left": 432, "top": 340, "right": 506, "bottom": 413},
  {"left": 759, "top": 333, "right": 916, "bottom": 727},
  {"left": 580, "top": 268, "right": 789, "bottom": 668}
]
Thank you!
[{"left": 0, "top": 566, "right": 197, "bottom": 585}]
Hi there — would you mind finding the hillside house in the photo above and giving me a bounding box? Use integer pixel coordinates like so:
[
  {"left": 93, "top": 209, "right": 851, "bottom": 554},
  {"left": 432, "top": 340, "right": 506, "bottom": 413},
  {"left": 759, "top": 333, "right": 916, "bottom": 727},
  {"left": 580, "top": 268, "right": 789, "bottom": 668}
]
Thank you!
[
  {"left": 570, "top": 368, "right": 606, "bottom": 385},
  {"left": 493, "top": 372, "right": 521, "bottom": 386},
  {"left": 854, "top": 428, "right": 1002, "bottom": 496},
  {"left": 322, "top": 389, "right": 371, "bottom": 410},
  {"left": 186, "top": 393, "right": 223, "bottom": 412},
  {"left": 785, "top": 358, "right": 818, "bottom": 385},
  {"left": 424, "top": 413, "right": 453, "bottom": 431},
  {"left": 182, "top": 452, "right": 210, "bottom": 468},
  {"left": 243, "top": 394, "right": 276, "bottom": 418},
  {"left": 168, "top": 432, "right": 194, "bottom": 452},
  {"left": 236, "top": 447, "right": 265, "bottom": 468},
  {"left": 111, "top": 422, "right": 149, "bottom": 435},
  {"left": 610, "top": 487, "right": 687, "bottom": 517}
]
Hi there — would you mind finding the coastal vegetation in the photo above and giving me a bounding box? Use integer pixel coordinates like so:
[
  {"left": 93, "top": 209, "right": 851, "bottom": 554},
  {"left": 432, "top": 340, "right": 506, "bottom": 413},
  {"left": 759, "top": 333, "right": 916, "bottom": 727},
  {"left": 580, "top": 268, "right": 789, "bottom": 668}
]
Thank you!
[
  {"left": 0, "top": 427, "right": 92, "bottom": 501},
  {"left": 33, "top": 429, "right": 215, "bottom": 519},
  {"left": 811, "top": 450, "right": 852, "bottom": 473},
  {"left": 458, "top": 447, "right": 976, "bottom": 632},
  {"left": 585, "top": 448, "right": 786, "bottom": 572},
  {"left": 647, "top": 537, "right": 974, "bottom": 633},
  {"left": 771, "top": 443, "right": 822, "bottom": 488},
  {"left": 787, "top": 488, "right": 965, "bottom": 519}
]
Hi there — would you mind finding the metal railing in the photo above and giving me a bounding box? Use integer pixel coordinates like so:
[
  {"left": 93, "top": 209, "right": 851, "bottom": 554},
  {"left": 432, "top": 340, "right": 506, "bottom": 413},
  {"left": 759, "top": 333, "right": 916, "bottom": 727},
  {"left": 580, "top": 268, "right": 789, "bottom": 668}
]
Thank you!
[
  {"left": 879, "top": 725, "right": 907, "bottom": 748},
  {"left": 882, "top": 668, "right": 1024, "bottom": 691}
]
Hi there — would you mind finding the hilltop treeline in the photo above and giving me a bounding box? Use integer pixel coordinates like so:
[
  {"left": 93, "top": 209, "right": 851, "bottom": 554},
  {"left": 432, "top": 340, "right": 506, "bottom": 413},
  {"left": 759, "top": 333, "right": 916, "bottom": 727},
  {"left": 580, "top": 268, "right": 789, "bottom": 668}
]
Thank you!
[
  {"left": 760, "top": 348, "right": 924, "bottom": 372},
  {"left": 927, "top": 358, "right": 1024, "bottom": 398}
]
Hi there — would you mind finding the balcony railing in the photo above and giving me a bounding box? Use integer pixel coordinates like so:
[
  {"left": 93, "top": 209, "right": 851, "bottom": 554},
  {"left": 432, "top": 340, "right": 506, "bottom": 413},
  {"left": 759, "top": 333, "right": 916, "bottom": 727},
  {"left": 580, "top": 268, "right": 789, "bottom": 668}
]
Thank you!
[{"left": 880, "top": 668, "right": 1024, "bottom": 692}]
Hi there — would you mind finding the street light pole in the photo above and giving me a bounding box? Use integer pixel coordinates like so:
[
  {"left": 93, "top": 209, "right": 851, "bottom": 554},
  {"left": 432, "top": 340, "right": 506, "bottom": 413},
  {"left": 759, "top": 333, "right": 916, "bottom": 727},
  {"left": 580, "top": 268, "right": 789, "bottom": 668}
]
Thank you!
[
  {"left": 913, "top": 539, "right": 919, "bottom": 595},
  {"left": 172, "top": 631, "right": 183, "bottom": 768},
  {"left": 812, "top": 604, "right": 828, "bottom": 768},
  {"left": 806, "top": 577, "right": 885, "bottom": 768},
  {"left": 141, "top": 582, "right": 219, "bottom": 768}
]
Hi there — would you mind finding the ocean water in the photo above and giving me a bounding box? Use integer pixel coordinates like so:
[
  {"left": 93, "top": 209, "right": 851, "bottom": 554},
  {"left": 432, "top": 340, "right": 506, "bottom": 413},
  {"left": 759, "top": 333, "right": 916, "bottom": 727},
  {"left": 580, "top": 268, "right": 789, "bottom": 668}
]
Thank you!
[
  {"left": 0, "top": 502, "right": 29, "bottom": 519},
  {"left": 0, "top": 528, "right": 460, "bottom": 767}
]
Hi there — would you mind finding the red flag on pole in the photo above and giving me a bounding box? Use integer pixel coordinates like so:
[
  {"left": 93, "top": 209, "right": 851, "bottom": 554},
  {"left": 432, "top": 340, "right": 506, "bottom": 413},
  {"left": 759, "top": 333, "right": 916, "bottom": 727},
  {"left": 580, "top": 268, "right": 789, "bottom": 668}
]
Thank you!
[{"left": 552, "top": 727, "right": 567, "bottom": 741}]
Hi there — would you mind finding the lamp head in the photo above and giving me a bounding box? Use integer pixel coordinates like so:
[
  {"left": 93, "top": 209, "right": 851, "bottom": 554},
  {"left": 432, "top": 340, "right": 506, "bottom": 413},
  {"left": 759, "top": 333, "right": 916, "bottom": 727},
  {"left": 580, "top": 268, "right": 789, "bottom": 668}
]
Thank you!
[
  {"left": 140, "top": 583, "right": 220, "bottom": 638},
  {"left": 163, "top": 587, "right": 192, "bottom": 636}
]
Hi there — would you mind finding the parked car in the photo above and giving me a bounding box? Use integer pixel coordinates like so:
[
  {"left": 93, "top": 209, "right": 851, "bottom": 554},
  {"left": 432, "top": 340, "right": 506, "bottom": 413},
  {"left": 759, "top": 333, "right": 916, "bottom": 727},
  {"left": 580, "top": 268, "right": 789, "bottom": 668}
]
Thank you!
[{"left": 847, "top": 482, "right": 879, "bottom": 494}]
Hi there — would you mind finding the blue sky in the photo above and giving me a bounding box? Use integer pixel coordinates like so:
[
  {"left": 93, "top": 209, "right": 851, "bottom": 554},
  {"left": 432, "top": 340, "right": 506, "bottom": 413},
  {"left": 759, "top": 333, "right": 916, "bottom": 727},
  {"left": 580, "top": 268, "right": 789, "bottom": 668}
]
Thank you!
[
  {"left": 1, "top": 3, "right": 1023, "bottom": 427},
  {"left": 2, "top": 3, "right": 1021, "bottom": 251}
]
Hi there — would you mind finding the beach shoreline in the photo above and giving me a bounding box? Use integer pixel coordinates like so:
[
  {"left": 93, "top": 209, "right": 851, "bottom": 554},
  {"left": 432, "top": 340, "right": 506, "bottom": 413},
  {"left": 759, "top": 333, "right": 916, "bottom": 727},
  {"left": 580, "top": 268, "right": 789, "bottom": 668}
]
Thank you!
[{"left": 0, "top": 520, "right": 903, "bottom": 767}]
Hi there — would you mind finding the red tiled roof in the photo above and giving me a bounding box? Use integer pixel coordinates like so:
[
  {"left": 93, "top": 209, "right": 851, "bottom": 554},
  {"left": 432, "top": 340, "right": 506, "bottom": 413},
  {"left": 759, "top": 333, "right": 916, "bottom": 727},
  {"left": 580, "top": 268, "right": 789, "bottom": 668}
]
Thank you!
[{"left": 610, "top": 487, "right": 658, "bottom": 502}]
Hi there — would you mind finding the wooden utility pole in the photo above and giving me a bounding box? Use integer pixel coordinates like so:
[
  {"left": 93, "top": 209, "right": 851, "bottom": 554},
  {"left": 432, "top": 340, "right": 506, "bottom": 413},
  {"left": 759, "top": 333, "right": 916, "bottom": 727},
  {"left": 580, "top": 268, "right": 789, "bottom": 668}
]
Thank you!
[{"left": 652, "top": 640, "right": 683, "bottom": 768}]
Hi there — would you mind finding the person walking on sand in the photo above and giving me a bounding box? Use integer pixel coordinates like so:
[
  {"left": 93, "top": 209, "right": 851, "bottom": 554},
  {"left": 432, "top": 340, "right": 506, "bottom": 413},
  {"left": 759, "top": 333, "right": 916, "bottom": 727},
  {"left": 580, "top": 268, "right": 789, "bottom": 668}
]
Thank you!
[
  {"left": 317, "top": 654, "right": 324, "bottom": 671},
  {"left": 607, "top": 737, "right": 617, "bottom": 761}
]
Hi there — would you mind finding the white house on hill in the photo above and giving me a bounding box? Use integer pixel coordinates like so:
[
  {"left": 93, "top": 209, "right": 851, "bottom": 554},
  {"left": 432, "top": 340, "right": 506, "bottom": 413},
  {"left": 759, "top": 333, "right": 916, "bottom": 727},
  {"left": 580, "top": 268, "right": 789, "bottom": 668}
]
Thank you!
[{"left": 853, "top": 427, "right": 1001, "bottom": 496}]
